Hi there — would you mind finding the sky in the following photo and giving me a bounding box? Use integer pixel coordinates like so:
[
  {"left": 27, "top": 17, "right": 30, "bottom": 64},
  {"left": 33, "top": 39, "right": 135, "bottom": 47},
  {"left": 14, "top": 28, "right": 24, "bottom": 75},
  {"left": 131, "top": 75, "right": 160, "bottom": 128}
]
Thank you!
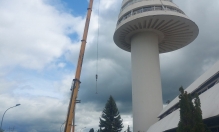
[{"left": 0, "top": 0, "right": 219, "bottom": 132}]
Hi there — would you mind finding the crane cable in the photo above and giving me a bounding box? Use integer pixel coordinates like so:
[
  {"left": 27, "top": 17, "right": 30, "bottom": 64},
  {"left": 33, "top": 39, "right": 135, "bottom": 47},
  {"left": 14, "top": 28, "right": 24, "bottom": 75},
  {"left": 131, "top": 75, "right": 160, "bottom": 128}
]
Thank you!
[
  {"left": 96, "top": 0, "right": 100, "bottom": 94},
  {"left": 160, "top": 0, "right": 165, "bottom": 10}
]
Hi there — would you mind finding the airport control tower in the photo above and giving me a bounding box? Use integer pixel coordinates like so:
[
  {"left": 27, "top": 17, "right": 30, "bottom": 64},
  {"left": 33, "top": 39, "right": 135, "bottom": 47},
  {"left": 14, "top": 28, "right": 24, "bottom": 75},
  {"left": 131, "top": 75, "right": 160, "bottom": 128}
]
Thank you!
[{"left": 113, "top": 0, "right": 199, "bottom": 131}]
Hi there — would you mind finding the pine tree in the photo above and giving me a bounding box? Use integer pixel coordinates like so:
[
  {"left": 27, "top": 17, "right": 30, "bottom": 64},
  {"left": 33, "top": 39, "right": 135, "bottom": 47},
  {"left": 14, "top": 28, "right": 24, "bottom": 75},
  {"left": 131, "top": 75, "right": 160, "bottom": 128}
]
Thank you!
[
  {"left": 127, "top": 125, "right": 131, "bottom": 132},
  {"left": 89, "top": 128, "right": 94, "bottom": 132},
  {"left": 99, "top": 96, "right": 124, "bottom": 132}
]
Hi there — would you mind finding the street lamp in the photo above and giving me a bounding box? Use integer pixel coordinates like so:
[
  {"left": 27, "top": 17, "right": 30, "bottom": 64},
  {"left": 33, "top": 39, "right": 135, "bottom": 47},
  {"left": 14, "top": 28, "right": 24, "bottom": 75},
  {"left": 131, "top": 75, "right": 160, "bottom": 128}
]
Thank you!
[
  {"left": 80, "top": 127, "right": 86, "bottom": 132},
  {"left": 0, "top": 104, "right": 21, "bottom": 130}
]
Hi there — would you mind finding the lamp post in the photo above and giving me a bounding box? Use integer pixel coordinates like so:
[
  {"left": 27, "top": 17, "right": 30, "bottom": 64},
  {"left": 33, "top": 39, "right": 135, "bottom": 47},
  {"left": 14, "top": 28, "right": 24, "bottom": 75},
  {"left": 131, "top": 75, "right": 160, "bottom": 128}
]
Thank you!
[
  {"left": 0, "top": 104, "right": 21, "bottom": 130},
  {"left": 80, "top": 127, "right": 86, "bottom": 132}
]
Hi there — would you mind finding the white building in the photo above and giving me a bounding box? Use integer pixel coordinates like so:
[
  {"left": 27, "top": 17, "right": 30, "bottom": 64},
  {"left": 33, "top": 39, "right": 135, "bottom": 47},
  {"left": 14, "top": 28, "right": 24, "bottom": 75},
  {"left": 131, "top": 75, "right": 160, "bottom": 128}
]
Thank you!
[{"left": 147, "top": 60, "right": 219, "bottom": 132}]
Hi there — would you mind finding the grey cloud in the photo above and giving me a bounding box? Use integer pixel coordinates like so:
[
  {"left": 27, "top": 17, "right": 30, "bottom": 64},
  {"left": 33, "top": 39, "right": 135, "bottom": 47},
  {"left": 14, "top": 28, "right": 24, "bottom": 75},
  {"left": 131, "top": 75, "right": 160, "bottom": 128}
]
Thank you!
[
  {"left": 160, "top": 0, "right": 219, "bottom": 102},
  {"left": 0, "top": 95, "right": 68, "bottom": 132},
  {"left": 1, "top": 0, "right": 219, "bottom": 131},
  {"left": 69, "top": 0, "right": 219, "bottom": 118}
]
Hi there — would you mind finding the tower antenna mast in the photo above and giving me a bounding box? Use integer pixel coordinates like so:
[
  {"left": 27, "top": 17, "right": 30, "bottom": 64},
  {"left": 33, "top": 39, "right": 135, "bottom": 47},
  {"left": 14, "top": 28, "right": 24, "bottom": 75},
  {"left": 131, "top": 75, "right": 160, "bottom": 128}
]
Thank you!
[{"left": 64, "top": 0, "right": 94, "bottom": 132}]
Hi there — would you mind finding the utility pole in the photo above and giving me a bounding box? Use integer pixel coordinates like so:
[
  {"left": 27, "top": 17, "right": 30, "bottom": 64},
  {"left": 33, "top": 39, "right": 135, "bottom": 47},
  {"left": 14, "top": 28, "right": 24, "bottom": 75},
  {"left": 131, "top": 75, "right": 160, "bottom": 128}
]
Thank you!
[{"left": 64, "top": 0, "right": 94, "bottom": 132}]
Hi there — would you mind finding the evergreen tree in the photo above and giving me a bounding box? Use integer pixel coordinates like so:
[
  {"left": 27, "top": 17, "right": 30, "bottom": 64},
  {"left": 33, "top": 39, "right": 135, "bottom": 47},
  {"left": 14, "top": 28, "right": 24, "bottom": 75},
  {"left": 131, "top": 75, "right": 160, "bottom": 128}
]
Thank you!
[
  {"left": 177, "top": 87, "right": 211, "bottom": 132},
  {"left": 127, "top": 125, "right": 131, "bottom": 132},
  {"left": 89, "top": 128, "right": 94, "bottom": 132},
  {"left": 193, "top": 94, "right": 211, "bottom": 132},
  {"left": 99, "top": 96, "right": 123, "bottom": 132},
  {"left": 177, "top": 87, "right": 194, "bottom": 132}
]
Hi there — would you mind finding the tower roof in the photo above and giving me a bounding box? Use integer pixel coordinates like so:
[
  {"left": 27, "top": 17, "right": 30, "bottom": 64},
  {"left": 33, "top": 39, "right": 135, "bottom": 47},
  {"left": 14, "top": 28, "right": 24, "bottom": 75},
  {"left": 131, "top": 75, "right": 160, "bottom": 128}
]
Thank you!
[{"left": 113, "top": 0, "right": 199, "bottom": 53}]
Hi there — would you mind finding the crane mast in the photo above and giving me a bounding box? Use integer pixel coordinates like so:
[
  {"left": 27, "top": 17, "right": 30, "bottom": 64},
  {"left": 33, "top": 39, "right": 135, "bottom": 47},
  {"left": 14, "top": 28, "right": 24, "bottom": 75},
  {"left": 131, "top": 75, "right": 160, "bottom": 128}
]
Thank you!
[{"left": 64, "top": 0, "right": 94, "bottom": 132}]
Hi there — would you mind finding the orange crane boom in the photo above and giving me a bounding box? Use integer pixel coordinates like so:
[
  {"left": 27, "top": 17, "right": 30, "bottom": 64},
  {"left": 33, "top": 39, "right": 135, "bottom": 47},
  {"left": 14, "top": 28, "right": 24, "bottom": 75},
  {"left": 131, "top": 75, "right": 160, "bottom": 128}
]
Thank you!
[{"left": 64, "top": 0, "right": 94, "bottom": 132}]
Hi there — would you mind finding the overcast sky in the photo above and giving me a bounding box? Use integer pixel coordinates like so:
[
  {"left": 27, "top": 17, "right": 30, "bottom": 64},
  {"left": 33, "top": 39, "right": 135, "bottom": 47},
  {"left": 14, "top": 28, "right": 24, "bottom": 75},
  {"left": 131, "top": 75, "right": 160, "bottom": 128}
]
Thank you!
[{"left": 0, "top": 0, "right": 219, "bottom": 132}]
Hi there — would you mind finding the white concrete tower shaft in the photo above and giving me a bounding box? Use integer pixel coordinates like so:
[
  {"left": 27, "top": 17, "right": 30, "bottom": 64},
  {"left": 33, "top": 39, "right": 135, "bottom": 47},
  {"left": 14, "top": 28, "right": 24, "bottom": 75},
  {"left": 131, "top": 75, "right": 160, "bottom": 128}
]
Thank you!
[
  {"left": 113, "top": 0, "right": 199, "bottom": 131},
  {"left": 131, "top": 32, "right": 162, "bottom": 131}
]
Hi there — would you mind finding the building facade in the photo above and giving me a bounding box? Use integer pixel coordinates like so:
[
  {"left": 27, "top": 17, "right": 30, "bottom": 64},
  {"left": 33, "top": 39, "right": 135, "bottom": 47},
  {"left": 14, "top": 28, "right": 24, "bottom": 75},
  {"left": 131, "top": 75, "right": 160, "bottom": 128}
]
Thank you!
[{"left": 147, "top": 61, "right": 219, "bottom": 132}]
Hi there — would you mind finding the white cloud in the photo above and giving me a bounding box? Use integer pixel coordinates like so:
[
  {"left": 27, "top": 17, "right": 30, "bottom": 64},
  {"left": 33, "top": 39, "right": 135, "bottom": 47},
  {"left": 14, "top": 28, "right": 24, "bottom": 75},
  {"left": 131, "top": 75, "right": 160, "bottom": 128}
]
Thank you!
[
  {"left": 0, "top": 94, "right": 68, "bottom": 132},
  {"left": 75, "top": 103, "right": 102, "bottom": 131},
  {"left": 0, "top": 0, "right": 83, "bottom": 70},
  {"left": 58, "top": 62, "right": 66, "bottom": 68}
]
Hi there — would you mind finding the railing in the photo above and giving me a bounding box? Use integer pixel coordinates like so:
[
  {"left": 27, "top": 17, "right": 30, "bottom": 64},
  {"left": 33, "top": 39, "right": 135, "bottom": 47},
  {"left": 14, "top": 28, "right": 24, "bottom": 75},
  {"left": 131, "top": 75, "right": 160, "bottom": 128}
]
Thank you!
[
  {"left": 121, "top": 0, "right": 173, "bottom": 12},
  {"left": 117, "top": 5, "right": 184, "bottom": 25}
]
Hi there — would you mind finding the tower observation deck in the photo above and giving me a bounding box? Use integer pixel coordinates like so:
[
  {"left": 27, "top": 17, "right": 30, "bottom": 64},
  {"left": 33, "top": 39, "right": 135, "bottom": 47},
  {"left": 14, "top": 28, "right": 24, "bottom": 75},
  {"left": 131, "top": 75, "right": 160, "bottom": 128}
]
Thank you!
[{"left": 113, "top": 0, "right": 199, "bottom": 131}]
